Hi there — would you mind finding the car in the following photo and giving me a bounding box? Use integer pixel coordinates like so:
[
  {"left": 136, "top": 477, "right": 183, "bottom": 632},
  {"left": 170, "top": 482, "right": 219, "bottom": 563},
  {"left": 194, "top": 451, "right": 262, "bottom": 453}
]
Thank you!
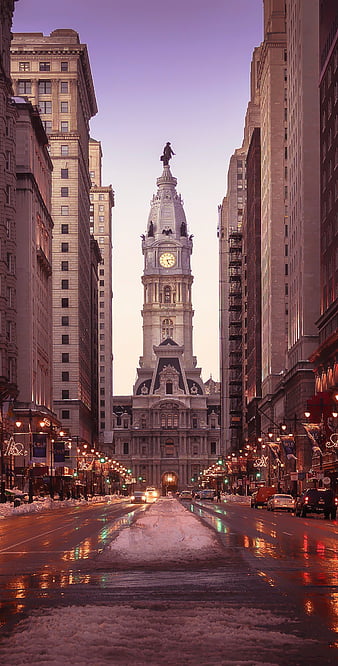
[
  {"left": 179, "top": 490, "right": 193, "bottom": 500},
  {"left": 131, "top": 491, "right": 146, "bottom": 503},
  {"left": 145, "top": 487, "right": 159, "bottom": 503},
  {"left": 250, "top": 486, "right": 276, "bottom": 508},
  {"left": 267, "top": 493, "right": 295, "bottom": 512},
  {"left": 199, "top": 489, "right": 215, "bottom": 501},
  {"left": 295, "top": 488, "right": 337, "bottom": 520}
]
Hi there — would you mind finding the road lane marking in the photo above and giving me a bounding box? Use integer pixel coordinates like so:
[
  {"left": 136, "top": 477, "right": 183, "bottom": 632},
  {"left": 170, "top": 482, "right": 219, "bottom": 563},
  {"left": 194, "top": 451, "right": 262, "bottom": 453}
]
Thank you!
[
  {"left": 0, "top": 524, "right": 69, "bottom": 553},
  {"left": 283, "top": 532, "right": 293, "bottom": 535}
]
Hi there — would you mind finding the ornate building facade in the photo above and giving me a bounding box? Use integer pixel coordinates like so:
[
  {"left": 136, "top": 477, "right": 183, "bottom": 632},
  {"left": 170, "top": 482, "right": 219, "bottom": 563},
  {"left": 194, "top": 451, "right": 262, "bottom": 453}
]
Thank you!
[{"left": 112, "top": 156, "right": 220, "bottom": 493}]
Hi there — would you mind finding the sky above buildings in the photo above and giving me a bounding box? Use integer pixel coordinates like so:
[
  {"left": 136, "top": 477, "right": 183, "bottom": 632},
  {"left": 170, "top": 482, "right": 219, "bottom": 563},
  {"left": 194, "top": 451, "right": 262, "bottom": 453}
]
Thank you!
[{"left": 13, "top": 0, "right": 263, "bottom": 395}]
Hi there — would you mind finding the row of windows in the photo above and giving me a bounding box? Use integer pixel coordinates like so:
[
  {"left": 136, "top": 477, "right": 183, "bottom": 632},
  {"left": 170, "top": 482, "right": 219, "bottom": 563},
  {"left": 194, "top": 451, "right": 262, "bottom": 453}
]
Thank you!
[
  {"left": 38, "top": 100, "right": 69, "bottom": 114},
  {"left": 42, "top": 120, "right": 69, "bottom": 133},
  {"left": 118, "top": 442, "right": 218, "bottom": 456},
  {"left": 19, "top": 61, "right": 69, "bottom": 72}
]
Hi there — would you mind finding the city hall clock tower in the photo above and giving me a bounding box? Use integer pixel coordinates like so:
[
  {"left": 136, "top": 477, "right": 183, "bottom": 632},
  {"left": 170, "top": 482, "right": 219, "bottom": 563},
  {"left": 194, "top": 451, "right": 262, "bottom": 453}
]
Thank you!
[{"left": 112, "top": 148, "right": 220, "bottom": 493}]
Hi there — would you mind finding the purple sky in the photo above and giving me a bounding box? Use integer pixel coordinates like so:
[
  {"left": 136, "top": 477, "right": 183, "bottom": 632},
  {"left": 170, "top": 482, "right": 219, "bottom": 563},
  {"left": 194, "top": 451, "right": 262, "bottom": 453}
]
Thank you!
[{"left": 13, "top": 0, "right": 263, "bottom": 394}]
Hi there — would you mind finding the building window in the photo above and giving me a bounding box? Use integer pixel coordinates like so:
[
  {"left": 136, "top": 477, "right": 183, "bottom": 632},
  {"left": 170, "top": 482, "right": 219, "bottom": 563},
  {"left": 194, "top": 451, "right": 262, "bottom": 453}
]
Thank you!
[
  {"left": 61, "top": 168, "right": 69, "bottom": 179},
  {"left": 61, "top": 206, "right": 69, "bottom": 216},
  {"left": 99, "top": 194, "right": 105, "bottom": 200},
  {"left": 19, "top": 62, "right": 30, "bottom": 71},
  {"left": 42, "top": 120, "right": 52, "bottom": 133},
  {"left": 61, "top": 224, "right": 69, "bottom": 234},
  {"left": 62, "top": 390, "right": 69, "bottom": 399},
  {"left": 166, "top": 382, "right": 173, "bottom": 394},
  {"left": 210, "top": 442, "right": 216, "bottom": 455},
  {"left": 60, "top": 81, "right": 68, "bottom": 93},
  {"left": 38, "top": 80, "right": 52, "bottom": 94},
  {"left": 61, "top": 101, "right": 68, "bottom": 113},
  {"left": 62, "top": 410, "right": 70, "bottom": 419},
  {"left": 61, "top": 335, "right": 69, "bottom": 344},
  {"left": 62, "top": 372, "right": 69, "bottom": 382},
  {"left": 61, "top": 187, "right": 69, "bottom": 197},
  {"left": 61, "top": 61, "right": 68, "bottom": 71},
  {"left": 39, "top": 100, "right": 52, "bottom": 114},
  {"left": 61, "top": 316, "right": 69, "bottom": 325},
  {"left": 61, "top": 298, "right": 69, "bottom": 308},
  {"left": 192, "top": 417, "right": 198, "bottom": 428},
  {"left": 61, "top": 145, "right": 69, "bottom": 156},
  {"left": 164, "top": 286, "right": 171, "bottom": 303},
  {"left": 61, "top": 261, "right": 69, "bottom": 271},
  {"left": 162, "top": 318, "right": 173, "bottom": 339},
  {"left": 123, "top": 442, "right": 129, "bottom": 455},
  {"left": 62, "top": 353, "right": 69, "bottom": 363},
  {"left": 61, "top": 243, "right": 69, "bottom": 252},
  {"left": 39, "top": 62, "right": 50, "bottom": 71},
  {"left": 193, "top": 446, "right": 198, "bottom": 455},
  {"left": 165, "top": 443, "right": 175, "bottom": 457},
  {"left": 61, "top": 121, "right": 69, "bottom": 132},
  {"left": 61, "top": 280, "right": 69, "bottom": 290},
  {"left": 18, "top": 80, "right": 31, "bottom": 94}
]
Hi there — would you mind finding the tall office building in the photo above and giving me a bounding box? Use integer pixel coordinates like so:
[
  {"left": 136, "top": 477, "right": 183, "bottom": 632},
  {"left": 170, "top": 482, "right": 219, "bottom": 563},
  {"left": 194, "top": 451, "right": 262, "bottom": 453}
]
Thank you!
[
  {"left": 11, "top": 30, "right": 98, "bottom": 447},
  {"left": 258, "top": 0, "right": 288, "bottom": 409},
  {"left": 218, "top": 45, "right": 260, "bottom": 454},
  {"left": 113, "top": 156, "right": 220, "bottom": 492},
  {"left": 310, "top": 0, "right": 338, "bottom": 393},
  {"left": 89, "top": 138, "right": 114, "bottom": 443},
  {"left": 0, "top": 0, "right": 17, "bottom": 402},
  {"left": 278, "top": 0, "right": 320, "bottom": 425},
  {"left": 14, "top": 97, "right": 53, "bottom": 415}
]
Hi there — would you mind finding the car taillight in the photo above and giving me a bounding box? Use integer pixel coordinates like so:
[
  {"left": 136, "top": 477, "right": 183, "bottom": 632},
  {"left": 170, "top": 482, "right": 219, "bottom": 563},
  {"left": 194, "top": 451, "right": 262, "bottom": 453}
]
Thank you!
[
  {"left": 335, "top": 498, "right": 338, "bottom": 506},
  {"left": 304, "top": 496, "right": 309, "bottom": 504}
]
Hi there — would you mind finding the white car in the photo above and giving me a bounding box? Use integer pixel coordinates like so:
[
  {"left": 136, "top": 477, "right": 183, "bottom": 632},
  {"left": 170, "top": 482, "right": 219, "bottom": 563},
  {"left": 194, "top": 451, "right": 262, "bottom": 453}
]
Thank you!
[{"left": 267, "top": 494, "right": 295, "bottom": 512}]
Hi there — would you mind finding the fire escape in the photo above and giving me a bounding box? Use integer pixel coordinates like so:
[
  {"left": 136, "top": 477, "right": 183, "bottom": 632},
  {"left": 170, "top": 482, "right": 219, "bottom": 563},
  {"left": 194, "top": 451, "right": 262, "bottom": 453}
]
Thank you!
[{"left": 228, "top": 229, "right": 243, "bottom": 451}]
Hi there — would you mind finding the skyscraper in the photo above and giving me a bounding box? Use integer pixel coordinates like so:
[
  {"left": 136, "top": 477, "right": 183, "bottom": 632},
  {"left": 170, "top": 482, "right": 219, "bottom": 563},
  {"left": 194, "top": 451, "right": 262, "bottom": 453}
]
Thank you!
[
  {"left": 89, "top": 139, "right": 114, "bottom": 443},
  {"left": 11, "top": 30, "right": 98, "bottom": 447},
  {"left": 112, "top": 154, "right": 220, "bottom": 493}
]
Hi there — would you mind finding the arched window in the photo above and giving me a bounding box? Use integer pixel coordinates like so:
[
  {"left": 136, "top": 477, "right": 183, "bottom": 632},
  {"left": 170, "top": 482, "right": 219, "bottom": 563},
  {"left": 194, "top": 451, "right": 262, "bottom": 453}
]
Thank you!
[
  {"left": 162, "top": 318, "right": 173, "bottom": 339},
  {"left": 164, "top": 286, "right": 171, "bottom": 303}
]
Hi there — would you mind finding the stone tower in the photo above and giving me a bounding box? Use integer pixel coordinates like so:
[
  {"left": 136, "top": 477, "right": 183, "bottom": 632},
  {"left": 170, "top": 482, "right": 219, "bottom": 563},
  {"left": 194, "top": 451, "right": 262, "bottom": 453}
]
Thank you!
[{"left": 112, "top": 152, "right": 220, "bottom": 493}]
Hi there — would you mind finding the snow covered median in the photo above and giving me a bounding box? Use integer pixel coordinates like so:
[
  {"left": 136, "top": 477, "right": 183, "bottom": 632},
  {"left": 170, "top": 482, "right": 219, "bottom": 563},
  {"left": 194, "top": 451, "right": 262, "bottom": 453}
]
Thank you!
[{"left": 101, "top": 496, "right": 223, "bottom": 564}]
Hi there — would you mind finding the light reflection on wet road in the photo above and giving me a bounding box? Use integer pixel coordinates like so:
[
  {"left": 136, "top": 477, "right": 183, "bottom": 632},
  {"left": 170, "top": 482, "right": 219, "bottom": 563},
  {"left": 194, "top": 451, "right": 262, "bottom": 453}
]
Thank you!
[
  {"left": 0, "top": 498, "right": 337, "bottom": 661},
  {"left": 189, "top": 500, "right": 338, "bottom": 643}
]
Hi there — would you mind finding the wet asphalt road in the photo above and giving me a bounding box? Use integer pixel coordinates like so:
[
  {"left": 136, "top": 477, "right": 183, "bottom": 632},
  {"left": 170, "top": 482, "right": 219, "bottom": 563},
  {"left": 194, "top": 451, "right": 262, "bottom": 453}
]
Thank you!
[{"left": 0, "top": 497, "right": 337, "bottom": 664}]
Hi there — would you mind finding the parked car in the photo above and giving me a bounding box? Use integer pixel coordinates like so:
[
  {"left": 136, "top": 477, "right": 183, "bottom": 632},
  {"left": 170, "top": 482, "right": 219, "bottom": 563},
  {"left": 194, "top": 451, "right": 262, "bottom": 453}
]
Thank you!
[
  {"left": 251, "top": 486, "right": 276, "bottom": 508},
  {"left": 179, "top": 490, "right": 193, "bottom": 500},
  {"left": 145, "top": 487, "right": 159, "bottom": 503},
  {"left": 131, "top": 491, "right": 146, "bottom": 503},
  {"left": 267, "top": 494, "right": 295, "bottom": 512},
  {"left": 295, "top": 488, "right": 337, "bottom": 520},
  {"left": 199, "top": 489, "right": 215, "bottom": 501}
]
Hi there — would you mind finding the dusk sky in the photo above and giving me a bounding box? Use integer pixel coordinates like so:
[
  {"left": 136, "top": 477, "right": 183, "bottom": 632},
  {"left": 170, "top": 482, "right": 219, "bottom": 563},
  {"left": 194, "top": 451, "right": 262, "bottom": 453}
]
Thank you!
[{"left": 13, "top": 0, "right": 263, "bottom": 395}]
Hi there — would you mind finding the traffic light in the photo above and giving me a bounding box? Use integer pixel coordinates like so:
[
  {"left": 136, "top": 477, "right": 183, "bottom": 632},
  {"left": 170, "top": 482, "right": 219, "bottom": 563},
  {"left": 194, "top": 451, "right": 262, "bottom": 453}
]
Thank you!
[
  {"left": 100, "top": 457, "right": 105, "bottom": 463},
  {"left": 217, "top": 457, "right": 223, "bottom": 465},
  {"left": 256, "top": 472, "right": 261, "bottom": 479}
]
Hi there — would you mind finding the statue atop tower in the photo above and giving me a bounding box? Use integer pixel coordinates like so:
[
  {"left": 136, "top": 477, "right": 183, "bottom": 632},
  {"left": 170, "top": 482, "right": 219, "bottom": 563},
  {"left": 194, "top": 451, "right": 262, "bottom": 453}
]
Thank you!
[{"left": 160, "top": 141, "right": 175, "bottom": 166}]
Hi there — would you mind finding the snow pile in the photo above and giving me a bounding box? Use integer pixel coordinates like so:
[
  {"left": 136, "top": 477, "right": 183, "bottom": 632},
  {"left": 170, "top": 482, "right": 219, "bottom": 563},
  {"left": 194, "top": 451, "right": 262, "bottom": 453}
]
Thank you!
[
  {"left": 0, "top": 603, "right": 315, "bottom": 665},
  {"left": 224, "top": 494, "right": 251, "bottom": 504},
  {"left": 0, "top": 494, "right": 122, "bottom": 519},
  {"left": 101, "top": 497, "right": 223, "bottom": 563}
]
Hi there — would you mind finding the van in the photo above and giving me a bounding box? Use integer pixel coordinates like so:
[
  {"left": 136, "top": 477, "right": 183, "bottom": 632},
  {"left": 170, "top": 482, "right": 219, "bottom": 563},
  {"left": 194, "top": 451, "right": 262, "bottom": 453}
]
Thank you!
[{"left": 251, "top": 486, "right": 276, "bottom": 508}]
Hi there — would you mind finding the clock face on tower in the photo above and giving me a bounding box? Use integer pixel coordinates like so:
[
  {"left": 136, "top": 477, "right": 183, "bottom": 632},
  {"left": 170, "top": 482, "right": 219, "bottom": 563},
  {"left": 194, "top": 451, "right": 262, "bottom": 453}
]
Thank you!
[{"left": 159, "top": 252, "right": 176, "bottom": 268}]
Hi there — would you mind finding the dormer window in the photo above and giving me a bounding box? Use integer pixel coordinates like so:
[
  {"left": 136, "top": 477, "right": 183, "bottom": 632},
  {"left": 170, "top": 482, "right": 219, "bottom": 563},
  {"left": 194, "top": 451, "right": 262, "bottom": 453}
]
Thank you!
[{"left": 166, "top": 382, "right": 173, "bottom": 394}]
